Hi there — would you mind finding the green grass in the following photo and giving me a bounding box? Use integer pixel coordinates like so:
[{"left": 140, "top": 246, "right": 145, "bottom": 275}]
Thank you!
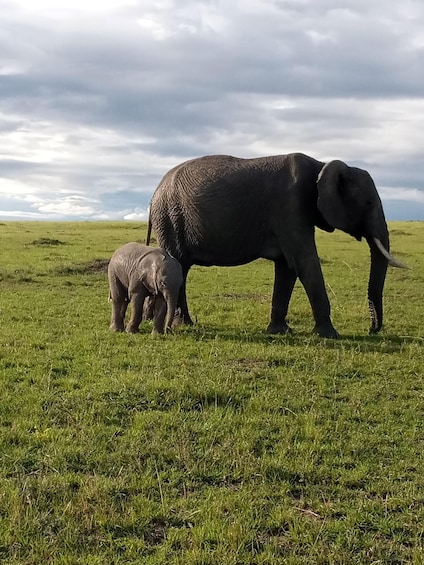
[{"left": 0, "top": 220, "right": 423, "bottom": 564}]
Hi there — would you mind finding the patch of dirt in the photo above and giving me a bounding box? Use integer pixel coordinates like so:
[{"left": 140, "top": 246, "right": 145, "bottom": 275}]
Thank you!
[
  {"left": 31, "top": 238, "right": 66, "bottom": 246},
  {"left": 55, "top": 258, "right": 110, "bottom": 275}
]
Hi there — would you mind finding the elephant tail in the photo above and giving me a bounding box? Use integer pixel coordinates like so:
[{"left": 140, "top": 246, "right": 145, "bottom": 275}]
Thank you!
[{"left": 146, "top": 212, "right": 152, "bottom": 246}]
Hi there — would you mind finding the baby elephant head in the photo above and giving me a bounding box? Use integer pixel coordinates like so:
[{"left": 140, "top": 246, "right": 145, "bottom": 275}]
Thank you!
[{"left": 142, "top": 252, "right": 183, "bottom": 334}]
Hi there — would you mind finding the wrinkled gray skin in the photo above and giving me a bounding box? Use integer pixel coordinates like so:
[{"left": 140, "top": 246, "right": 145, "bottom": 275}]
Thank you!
[
  {"left": 146, "top": 153, "right": 406, "bottom": 338},
  {"left": 108, "top": 242, "right": 183, "bottom": 334}
]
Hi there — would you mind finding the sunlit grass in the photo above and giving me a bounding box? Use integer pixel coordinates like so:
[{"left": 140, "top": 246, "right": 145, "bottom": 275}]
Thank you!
[{"left": 0, "top": 221, "right": 423, "bottom": 564}]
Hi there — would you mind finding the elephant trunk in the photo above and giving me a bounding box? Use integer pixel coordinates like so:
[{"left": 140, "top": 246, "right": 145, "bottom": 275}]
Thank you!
[
  {"left": 366, "top": 218, "right": 409, "bottom": 334},
  {"left": 366, "top": 229, "right": 390, "bottom": 334},
  {"left": 164, "top": 291, "right": 178, "bottom": 333}
]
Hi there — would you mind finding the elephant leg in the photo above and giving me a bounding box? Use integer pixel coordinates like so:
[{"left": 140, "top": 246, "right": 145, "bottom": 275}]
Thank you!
[
  {"left": 152, "top": 295, "right": 167, "bottom": 334},
  {"left": 142, "top": 295, "right": 155, "bottom": 321},
  {"left": 126, "top": 290, "right": 148, "bottom": 333},
  {"left": 110, "top": 299, "right": 128, "bottom": 332},
  {"left": 176, "top": 266, "right": 194, "bottom": 326},
  {"left": 296, "top": 253, "right": 340, "bottom": 338},
  {"left": 266, "top": 257, "right": 297, "bottom": 334}
]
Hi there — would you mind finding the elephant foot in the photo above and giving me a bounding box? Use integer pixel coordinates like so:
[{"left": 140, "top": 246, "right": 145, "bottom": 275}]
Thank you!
[
  {"left": 175, "top": 311, "right": 194, "bottom": 326},
  {"left": 171, "top": 312, "right": 183, "bottom": 328},
  {"left": 125, "top": 326, "right": 139, "bottom": 334},
  {"left": 110, "top": 324, "right": 125, "bottom": 332},
  {"left": 266, "top": 322, "right": 293, "bottom": 335},
  {"left": 312, "top": 322, "right": 340, "bottom": 339}
]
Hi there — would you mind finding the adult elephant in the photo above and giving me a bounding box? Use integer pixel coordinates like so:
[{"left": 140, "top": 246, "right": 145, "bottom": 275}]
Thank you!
[{"left": 146, "top": 153, "right": 406, "bottom": 337}]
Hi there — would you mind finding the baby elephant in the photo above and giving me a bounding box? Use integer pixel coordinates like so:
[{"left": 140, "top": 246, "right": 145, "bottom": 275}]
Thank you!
[{"left": 108, "top": 242, "right": 183, "bottom": 334}]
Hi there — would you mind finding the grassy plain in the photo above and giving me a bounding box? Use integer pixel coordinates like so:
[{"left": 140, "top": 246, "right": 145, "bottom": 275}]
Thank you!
[{"left": 0, "top": 220, "right": 423, "bottom": 564}]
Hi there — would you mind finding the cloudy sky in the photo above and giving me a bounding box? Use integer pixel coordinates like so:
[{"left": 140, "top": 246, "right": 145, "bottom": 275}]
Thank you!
[{"left": 1, "top": 0, "right": 424, "bottom": 221}]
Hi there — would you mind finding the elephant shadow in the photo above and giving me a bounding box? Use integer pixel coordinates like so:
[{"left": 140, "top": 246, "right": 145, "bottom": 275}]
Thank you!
[
  {"left": 319, "top": 332, "right": 421, "bottom": 353},
  {"left": 179, "top": 325, "right": 420, "bottom": 354}
]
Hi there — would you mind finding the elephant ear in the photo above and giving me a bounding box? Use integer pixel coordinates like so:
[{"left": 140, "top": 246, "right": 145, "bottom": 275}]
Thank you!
[
  {"left": 316, "top": 160, "right": 351, "bottom": 231},
  {"left": 141, "top": 262, "right": 160, "bottom": 295}
]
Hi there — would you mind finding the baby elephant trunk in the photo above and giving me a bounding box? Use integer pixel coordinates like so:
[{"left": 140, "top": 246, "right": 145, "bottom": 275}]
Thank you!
[
  {"left": 154, "top": 255, "right": 183, "bottom": 334},
  {"left": 164, "top": 291, "right": 178, "bottom": 333}
]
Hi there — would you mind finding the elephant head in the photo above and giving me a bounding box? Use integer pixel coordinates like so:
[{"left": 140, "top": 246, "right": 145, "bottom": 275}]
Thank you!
[
  {"left": 316, "top": 160, "right": 407, "bottom": 334},
  {"left": 141, "top": 252, "right": 182, "bottom": 332}
]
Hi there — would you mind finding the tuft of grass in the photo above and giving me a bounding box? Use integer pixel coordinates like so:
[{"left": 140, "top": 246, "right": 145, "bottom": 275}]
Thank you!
[{"left": 0, "top": 220, "right": 423, "bottom": 564}]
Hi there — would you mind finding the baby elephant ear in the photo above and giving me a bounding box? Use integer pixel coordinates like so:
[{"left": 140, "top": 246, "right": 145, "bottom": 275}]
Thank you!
[
  {"left": 142, "top": 263, "right": 160, "bottom": 295},
  {"left": 317, "top": 160, "right": 351, "bottom": 231}
]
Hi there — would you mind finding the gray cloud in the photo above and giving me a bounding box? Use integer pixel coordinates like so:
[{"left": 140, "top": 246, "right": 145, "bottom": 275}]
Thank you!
[{"left": 0, "top": 0, "right": 424, "bottom": 220}]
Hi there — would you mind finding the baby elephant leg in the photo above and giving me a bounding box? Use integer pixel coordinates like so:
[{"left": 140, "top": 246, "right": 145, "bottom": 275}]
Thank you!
[
  {"left": 142, "top": 295, "right": 155, "bottom": 321},
  {"left": 126, "top": 290, "right": 147, "bottom": 333},
  {"left": 110, "top": 298, "right": 128, "bottom": 332},
  {"left": 152, "top": 295, "right": 167, "bottom": 334}
]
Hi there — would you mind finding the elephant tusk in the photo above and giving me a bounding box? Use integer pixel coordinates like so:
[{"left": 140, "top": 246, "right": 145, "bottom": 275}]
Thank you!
[{"left": 373, "top": 238, "right": 410, "bottom": 269}]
